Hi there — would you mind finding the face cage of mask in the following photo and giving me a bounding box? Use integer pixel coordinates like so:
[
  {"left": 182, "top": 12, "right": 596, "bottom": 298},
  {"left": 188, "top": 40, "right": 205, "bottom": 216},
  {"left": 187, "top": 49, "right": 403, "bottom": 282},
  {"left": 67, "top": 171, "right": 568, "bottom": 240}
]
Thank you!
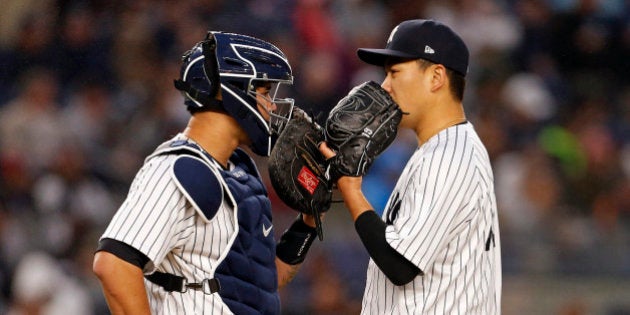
[{"left": 247, "top": 79, "right": 295, "bottom": 136}]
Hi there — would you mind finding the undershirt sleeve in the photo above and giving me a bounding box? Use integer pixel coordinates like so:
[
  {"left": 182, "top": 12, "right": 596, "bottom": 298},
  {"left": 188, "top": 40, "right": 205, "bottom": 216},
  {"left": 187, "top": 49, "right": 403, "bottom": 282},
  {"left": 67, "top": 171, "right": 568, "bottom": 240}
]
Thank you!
[
  {"left": 96, "top": 238, "right": 150, "bottom": 270},
  {"left": 354, "top": 211, "right": 422, "bottom": 285}
]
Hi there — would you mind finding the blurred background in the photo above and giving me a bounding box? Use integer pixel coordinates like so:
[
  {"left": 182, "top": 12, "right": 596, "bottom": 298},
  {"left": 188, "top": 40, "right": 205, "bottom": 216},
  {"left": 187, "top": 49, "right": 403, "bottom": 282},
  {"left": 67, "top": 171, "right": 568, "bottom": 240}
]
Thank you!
[{"left": 0, "top": 0, "right": 628, "bottom": 314}]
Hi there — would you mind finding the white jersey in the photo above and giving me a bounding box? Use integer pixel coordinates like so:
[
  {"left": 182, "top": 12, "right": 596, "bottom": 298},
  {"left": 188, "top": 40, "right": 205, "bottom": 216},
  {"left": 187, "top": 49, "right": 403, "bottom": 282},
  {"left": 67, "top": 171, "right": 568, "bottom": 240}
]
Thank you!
[
  {"left": 362, "top": 123, "right": 502, "bottom": 314},
  {"left": 100, "top": 137, "right": 239, "bottom": 314}
]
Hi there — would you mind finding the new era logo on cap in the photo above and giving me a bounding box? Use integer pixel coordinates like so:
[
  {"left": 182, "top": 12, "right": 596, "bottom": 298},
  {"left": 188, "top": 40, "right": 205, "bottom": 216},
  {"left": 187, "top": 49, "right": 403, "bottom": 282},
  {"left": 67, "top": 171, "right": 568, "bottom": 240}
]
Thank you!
[{"left": 357, "top": 19, "right": 470, "bottom": 76}]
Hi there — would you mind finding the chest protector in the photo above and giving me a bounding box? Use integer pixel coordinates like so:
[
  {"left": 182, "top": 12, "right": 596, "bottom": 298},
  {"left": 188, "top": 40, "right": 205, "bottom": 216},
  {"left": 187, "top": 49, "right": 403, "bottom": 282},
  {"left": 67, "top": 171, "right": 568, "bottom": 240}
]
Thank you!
[
  {"left": 214, "top": 149, "right": 279, "bottom": 315},
  {"left": 153, "top": 138, "right": 279, "bottom": 314}
]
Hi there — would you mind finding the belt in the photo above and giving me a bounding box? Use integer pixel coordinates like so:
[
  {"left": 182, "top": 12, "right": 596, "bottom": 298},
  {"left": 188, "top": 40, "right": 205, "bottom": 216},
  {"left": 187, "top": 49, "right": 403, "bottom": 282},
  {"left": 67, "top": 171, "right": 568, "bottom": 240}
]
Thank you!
[{"left": 145, "top": 271, "right": 221, "bottom": 295}]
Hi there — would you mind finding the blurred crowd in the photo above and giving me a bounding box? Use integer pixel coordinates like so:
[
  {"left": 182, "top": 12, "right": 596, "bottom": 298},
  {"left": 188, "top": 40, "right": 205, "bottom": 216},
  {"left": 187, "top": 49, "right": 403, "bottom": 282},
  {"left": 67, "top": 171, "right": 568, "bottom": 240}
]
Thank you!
[{"left": 0, "top": 0, "right": 628, "bottom": 314}]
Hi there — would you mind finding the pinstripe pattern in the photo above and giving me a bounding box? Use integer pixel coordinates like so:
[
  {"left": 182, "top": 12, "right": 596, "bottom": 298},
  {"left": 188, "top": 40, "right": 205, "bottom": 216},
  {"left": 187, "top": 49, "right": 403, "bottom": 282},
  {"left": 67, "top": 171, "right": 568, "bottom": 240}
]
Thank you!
[
  {"left": 362, "top": 123, "right": 501, "bottom": 314},
  {"left": 101, "top": 141, "right": 239, "bottom": 314}
]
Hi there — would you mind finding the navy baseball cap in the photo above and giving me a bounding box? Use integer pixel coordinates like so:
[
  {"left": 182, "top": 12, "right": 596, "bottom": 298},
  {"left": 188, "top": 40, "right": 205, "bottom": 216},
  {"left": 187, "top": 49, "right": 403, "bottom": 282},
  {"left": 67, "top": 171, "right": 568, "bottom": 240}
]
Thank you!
[{"left": 358, "top": 19, "right": 470, "bottom": 76}]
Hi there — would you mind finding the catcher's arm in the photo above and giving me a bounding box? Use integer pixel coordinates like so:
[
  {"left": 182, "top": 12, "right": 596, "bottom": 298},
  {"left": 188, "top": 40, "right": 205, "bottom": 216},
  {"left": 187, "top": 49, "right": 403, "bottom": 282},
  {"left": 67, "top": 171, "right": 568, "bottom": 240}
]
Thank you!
[
  {"left": 276, "top": 214, "right": 315, "bottom": 288},
  {"left": 319, "top": 142, "right": 420, "bottom": 285},
  {"left": 93, "top": 251, "right": 151, "bottom": 315}
]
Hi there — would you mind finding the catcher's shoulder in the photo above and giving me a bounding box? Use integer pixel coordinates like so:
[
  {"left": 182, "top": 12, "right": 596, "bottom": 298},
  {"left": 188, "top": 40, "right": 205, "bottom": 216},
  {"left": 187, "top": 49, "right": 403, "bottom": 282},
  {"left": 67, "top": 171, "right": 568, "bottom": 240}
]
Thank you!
[{"left": 171, "top": 154, "right": 224, "bottom": 222}]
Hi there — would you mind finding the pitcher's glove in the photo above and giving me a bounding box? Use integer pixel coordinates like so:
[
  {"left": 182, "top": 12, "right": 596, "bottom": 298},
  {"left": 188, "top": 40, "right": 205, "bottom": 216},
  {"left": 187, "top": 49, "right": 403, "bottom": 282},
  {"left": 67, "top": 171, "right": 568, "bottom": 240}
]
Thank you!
[
  {"left": 325, "top": 81, "right": 403, "bottom": 181},
  {"left": 269, "top": 107, "right": 331, "bottom": 240}
]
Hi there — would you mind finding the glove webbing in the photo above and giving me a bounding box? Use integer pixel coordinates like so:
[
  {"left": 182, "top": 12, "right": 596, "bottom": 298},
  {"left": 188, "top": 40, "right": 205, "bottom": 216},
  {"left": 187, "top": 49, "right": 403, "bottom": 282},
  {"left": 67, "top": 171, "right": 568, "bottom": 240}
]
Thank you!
[{"left": 303, "top": 120, "right": 325, "bottom": 241}]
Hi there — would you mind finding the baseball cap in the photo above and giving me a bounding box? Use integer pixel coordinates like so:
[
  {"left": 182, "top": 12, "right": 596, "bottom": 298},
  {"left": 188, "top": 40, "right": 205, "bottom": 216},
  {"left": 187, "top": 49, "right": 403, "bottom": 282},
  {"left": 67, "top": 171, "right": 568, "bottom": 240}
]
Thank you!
[{"left": 358, "top": 19, "right": 470, "bottom": 76}]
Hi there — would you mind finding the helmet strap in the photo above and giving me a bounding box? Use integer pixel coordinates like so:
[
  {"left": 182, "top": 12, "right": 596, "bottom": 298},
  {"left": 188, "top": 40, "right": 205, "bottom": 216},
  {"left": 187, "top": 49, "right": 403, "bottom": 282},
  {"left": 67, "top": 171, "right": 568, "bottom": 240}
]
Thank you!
[
  {"left": 173, "top": 79, "right": 223, "bottom": 110},
  {"left": 174, "top": 32, "right": 223, "bottom": 111},
  {"left": 201, "top": 33, "right": 221, "bottom": 98}
]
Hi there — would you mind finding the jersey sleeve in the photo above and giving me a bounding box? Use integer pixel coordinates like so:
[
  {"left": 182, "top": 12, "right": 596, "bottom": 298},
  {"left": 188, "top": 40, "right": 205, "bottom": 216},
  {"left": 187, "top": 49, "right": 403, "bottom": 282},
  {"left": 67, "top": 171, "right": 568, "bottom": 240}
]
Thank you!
[
  {"left": 100, "top": 155, "right": 196, "bottom": 273},
  {"left": 384, "top": 129, "right": 479, "bottom": 271}
]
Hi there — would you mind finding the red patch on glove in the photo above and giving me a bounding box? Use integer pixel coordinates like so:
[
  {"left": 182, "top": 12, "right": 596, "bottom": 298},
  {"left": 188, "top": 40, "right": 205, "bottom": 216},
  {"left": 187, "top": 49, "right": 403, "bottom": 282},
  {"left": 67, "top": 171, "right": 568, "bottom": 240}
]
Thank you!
[{"left": 297, "top": 166, "right": 319, "bottom": 195}]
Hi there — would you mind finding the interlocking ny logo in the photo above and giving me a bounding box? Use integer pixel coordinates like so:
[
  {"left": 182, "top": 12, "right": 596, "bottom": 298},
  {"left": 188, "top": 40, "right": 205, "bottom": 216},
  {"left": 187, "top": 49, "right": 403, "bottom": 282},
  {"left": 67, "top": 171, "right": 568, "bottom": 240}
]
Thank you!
[{"left": 387, "top": 25, "right": 400, "bottom": 45}]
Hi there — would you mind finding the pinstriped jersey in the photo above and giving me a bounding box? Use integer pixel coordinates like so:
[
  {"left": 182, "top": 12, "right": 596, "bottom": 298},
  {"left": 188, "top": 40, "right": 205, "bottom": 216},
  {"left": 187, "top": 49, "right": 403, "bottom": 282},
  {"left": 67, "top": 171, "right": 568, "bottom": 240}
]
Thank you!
[
  {"left": 100, "top": 135, "right": 276, "bottom": 314},
  {"left": 362, "top": 123, "right": 501, "bottom": 314}
]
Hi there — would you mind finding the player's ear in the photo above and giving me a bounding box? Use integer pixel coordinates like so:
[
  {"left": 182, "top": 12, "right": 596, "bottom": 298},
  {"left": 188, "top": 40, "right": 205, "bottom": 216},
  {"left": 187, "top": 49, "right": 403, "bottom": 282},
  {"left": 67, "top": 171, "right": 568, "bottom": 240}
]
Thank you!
[{"left": 429, "top": 64, "right": 446, "bottom": 92}]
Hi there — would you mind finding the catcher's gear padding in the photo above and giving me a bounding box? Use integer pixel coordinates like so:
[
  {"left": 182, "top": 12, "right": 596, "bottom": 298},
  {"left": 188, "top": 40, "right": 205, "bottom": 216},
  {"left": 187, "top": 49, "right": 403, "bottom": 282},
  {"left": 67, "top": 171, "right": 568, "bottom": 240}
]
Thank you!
[
  {"left": 325, "top": 81, "right": 403, "bottom": 181},
  {"left": 172, "top": 155, "right": 223, "bottom": 223},
  {"left": 268, "top": 108, "right": 331, "bottom": 240}
]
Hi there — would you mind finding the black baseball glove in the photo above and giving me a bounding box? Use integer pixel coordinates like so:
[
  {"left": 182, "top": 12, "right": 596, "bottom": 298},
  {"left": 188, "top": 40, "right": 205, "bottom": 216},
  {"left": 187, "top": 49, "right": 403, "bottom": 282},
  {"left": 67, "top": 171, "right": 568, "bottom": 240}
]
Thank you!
[
  {"left": 268, "top": 107, "right": 332, "bottom": 240},
  {"left": 325, "top": 81, "right": 403, "bottom": 181}
]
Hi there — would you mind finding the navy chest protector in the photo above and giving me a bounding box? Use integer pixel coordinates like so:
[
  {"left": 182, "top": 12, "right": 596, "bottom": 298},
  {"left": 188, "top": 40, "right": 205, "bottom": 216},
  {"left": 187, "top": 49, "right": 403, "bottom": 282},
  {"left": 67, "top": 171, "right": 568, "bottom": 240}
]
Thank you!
[{"left": 159, "top": 140, "right": 279, "bottom": 314}]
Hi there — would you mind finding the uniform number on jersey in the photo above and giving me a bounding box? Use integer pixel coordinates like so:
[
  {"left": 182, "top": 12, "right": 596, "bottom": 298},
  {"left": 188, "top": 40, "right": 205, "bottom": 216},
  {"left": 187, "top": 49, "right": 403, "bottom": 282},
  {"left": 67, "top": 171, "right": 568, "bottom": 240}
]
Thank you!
[
  {"left": 485, "top": 228, "right": 495, "bottom": 251},
  {"left": 385, "top": 192, "right": 401, "bottom": 225}
]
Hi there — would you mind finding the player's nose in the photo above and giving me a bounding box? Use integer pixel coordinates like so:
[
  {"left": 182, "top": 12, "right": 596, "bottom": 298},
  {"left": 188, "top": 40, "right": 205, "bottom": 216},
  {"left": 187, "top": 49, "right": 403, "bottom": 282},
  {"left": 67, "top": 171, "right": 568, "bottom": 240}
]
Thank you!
[
  {"left": 269, "top": 101, "right": 277, "bottom": 112},
  {"left": 381, "top": 78, "right": 392, "bottom": 94}
]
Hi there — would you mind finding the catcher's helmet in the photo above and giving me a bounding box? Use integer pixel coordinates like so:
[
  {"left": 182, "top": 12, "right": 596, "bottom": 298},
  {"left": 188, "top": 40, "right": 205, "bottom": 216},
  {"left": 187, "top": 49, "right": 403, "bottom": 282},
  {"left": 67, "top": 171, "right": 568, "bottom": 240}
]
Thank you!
[{"left": 175, "top": 31, "right": 294, "bottom": 156}]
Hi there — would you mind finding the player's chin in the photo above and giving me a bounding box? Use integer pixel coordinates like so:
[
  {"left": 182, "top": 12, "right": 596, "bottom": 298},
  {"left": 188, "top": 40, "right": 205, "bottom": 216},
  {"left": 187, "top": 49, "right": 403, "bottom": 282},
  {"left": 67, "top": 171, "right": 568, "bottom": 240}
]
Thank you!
[
  {"left": 398, "top": 116, "right": 413, "bottom": 129},
  {"left": 240, "top": 135, "right": 254, "bottom": 148}
]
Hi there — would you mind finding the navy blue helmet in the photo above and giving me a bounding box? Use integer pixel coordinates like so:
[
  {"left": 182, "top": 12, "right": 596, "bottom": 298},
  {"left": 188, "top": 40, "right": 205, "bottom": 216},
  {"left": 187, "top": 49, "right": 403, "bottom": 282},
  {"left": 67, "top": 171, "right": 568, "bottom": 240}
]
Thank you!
[{"left": 175, "top": 31, "right": 294, "bottom": 156}]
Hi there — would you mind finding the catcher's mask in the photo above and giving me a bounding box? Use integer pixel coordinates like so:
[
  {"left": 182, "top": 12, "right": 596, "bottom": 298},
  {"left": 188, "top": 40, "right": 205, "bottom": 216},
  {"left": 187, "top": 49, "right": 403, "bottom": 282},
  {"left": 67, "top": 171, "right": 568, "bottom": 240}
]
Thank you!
[{"left": 175, "top": 31, "right": 295, "bottom": 156}]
